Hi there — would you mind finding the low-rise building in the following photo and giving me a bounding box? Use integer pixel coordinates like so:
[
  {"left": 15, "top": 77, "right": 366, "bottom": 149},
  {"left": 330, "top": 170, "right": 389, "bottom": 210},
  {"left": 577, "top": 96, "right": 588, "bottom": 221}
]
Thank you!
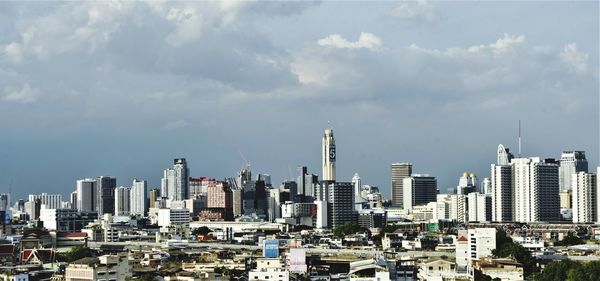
[
  {"left": 65, "top": 254, "right": 131, "bottom": 281},
  {"left": 249, "top": 258, "right": 289, "bottom": 281}
]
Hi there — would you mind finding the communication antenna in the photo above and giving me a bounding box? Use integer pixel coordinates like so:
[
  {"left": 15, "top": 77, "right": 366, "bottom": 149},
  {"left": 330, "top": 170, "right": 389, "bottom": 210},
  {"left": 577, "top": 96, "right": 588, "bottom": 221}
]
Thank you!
[{"left": 518, "top": 120, "right": 522, "bottom": 157}]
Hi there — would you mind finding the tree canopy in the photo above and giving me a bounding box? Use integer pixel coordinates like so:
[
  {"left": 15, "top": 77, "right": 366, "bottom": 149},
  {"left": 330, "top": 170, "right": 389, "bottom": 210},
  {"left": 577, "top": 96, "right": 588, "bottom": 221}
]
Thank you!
[{"left": 533, "top": 260, "right": 600, "bottom": 281}]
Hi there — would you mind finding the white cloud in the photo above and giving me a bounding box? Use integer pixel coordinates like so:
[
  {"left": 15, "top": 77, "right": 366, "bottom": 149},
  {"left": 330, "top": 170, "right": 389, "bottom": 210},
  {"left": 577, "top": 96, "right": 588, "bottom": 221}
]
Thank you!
[
  {"left": 3, "top": 42, "right": 24, "bottom": 64},
  {"left": 317, "top": 32, "right": 382, "bottom": 49},
  {"left": 560, "top": 43, "right": 588, "bottom": 74},
  {"left": 2, "top": 83, "right": 38, "bottom": 104},
  {"left": 162, "top": 119, "right": 191, "bottom": 130},
  {"left": 392, "top": 0, "right": 434, "bottom": 22}
]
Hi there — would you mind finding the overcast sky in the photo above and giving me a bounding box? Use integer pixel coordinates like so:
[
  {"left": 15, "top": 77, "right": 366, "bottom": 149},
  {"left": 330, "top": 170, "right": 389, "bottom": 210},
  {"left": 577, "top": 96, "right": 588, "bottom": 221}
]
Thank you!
[{"left": 0, "top": 1, "right": 598, "bottom": 201}]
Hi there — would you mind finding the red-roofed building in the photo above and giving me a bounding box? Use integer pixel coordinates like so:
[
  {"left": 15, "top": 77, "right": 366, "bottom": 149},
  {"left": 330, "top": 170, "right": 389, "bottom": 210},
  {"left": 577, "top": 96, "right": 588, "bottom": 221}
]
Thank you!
[{"left": 20, "top": 248, "right": 55, "bottom": 265}]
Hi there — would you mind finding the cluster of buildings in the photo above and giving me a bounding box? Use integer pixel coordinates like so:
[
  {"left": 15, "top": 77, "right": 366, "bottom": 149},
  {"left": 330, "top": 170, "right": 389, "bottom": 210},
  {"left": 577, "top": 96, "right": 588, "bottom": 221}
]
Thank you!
[{"left": 0, "top": 128, "right": 598, "bottom": 281}]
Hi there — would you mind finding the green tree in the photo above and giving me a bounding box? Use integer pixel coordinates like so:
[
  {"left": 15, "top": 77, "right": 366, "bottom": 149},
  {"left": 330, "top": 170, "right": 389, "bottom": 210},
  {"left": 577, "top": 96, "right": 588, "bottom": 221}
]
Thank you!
[
  {"left": 191, "top": 226, "right": 212, "bottom": 236},
  {"left": 492, "top": 230, "right": 536, "bottom": 277},
  {"left": 557, "top": 233, "right": 584, "bottom": 246},
  {"left": 332, "top": 222, "right": 368, "bottom": 237},
  {"left": 63, "top": 246, "right": 92, "bottom": 262}
]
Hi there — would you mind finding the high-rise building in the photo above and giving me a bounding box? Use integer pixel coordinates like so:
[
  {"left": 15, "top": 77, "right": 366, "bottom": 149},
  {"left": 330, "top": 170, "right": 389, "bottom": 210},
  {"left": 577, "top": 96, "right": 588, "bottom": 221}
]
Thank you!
[
  {"left": 207, "top": 182, "right": 233, "bottom": 209},
  {"left": 327, "top": 182, "right": 356, "bottom": 228},
  {"left": 482, "top": 177, "right": 492, "bottom": 195},
  {"left": 456, "top": 172, "right": 477, "bottom": 195},
  {"left": 0, "top": 193, "right": 10, "bottom": 211},
  {"left": 96, "top": 176, "right": 117, "bottom": 216},
  {"left": 130, "top": 179, "right": 148, "bottom": 216},
  {"left": 402, "top": 175, "right": 437, "bottom": 211},
  {"left": 572, "top": 172, "right": 597, "bottom": 223},
  {"left": 560, "top": 191, "right": 572, "bottom": 209},
  {"left": 28, "top": 193, "right": 62, "bottom": 210},
  {"left": 161, "top": 158, "right": 189, "bottom": 201},
  {"left": 391, "top": 163, "right": 412, "bottom": 208},
  {"left": 77, "top": 179, "right": 97, "bottom": 212},
  {"left": 149, "top": 188, "right": 160, "bottom": 209},
  {"left": 25, "top": 198, "right": 41, "bottom": 220},
  {"left": 467, "top": 192, "right": 492, "bottom": 222},
  {"left": 322, "top": 128, "right": 336, "bottom": 182},
  {"left": 513, "top": 157, "right": 560, "bottom": 222},
  {"left": 491, "top": 164, "right": 513, "bottom": 222},
  {"left": 559, "top": 151, "right": 588, "bottom": 191},
  {"left": 297, "top": 166, "right": 318, "bottom": 202},
  {"left": 456, "top": 228, "right": 497, "bottom": 272},
  {"left": 449, "top": 194, "right": 467, "bottom": 223},
  {"left": 70, "top": 191, "right": 78, "bottom": 210},
  {"left": 114, "top": 186, "right": 130, "bottom": 216},
  {"left": 497, "top": 144, "right": 514, "bottom": 166}
]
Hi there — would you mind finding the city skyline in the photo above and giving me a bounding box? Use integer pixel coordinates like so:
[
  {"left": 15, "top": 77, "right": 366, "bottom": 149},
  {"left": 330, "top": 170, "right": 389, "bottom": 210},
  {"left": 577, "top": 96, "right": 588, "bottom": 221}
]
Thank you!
[{"left": 0, "top": 1, "right": 597, "bottom": 200}]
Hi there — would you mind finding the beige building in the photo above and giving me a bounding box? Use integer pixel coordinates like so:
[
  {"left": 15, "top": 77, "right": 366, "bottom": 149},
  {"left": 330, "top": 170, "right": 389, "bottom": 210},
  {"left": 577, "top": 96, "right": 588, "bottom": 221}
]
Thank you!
[
  {"left": 560, "top": 190, "right": 572, "bottom": 209},
  {"left": 65, "top": 254, "right": 131, "bottom": 281}
]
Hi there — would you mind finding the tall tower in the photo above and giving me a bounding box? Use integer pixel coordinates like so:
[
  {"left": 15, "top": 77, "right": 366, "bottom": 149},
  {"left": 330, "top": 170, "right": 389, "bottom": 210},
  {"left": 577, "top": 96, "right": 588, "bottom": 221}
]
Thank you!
[
  {"left": 497, "top": 144, "right": 514, "bottom": 165},
  {"left": 559, "top": 151, "right": 588, "bottom": 191},
  {"left": 391, "top": 163, "right": 412, "bottom": 208},
  {"left": 322, "top": 128, "right": 336, "bottom": 182}
]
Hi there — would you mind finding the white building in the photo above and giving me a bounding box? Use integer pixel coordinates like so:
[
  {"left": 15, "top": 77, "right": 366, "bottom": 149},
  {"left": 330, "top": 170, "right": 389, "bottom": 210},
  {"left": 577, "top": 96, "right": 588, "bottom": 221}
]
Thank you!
[
  {"left": 456, "top": 228, "right": 496, "bottom": 272},
  {"left": 572, "top": 171, "right": 597, "bottom": 223},
  {"left": 76, "top": 179, "right": 97, "bottom": 212},
  {"left": 249, "top": 258, "right": 289, "bottom": 281},
  {"left": 130, "top": 179, "right": 148, "bottom": 216},
  {"left": 28, "top": 193, "right": 62, "bottom": 209},
  {"left": 491, "top": 164, "right": 513, "bottom": 222},
  {"left": 322, "top": 128, "right": 336, "bottom": 182},
  {"left": 467, "top": 192, "right": 491, "bottom": 222},
  {"left": 513, "top": 157, "right": 560, "bottom": 222},
  {"left": 449, "top": 194, "right": 467, "bottom": 223},
  {"left": 114, "top": 186, "right": 130, "bottom": 216},
  {"left": 161, "top": 158, "right": 189, "bottom": 201},
  {"left": 402, "top": 175, "right": 437, "bottom": 211},
  {"left": 482, "top": 177, "right": 492, "bottom": 195},
  {"left": 157, "top": 208, "right": 190, "bottom": 227}
]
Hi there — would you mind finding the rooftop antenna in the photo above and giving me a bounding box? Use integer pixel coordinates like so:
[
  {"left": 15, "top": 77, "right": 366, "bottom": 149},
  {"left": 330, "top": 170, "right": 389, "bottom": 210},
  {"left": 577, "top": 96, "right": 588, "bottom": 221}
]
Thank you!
[{"left": 518, "top": 120, "right": 522, "bottom": 157}]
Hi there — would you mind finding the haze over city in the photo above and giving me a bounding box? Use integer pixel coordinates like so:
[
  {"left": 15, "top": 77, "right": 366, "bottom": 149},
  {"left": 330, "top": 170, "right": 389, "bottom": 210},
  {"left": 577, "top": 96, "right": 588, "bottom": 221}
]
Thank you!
[{"left": 0, "top": 1, "right": 597, "bottom": 200}]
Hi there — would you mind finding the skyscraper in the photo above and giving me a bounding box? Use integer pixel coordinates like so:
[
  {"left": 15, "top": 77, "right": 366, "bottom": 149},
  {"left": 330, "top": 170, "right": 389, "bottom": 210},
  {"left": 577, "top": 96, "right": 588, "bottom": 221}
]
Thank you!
[
  {"left": 327, "top": 182, "right": 356, "bottom": 228},
  {"left": 149, "top": 188, "right": 160, "bottom": 209},
  {"left": 482, "top": 177, "right": 492, "bottom": 195},
  {"left": 559, "top": 151, "right": 588, "bottom": 191},
  {"left": 391, "top": 163, "right": 412, "bottom": 208},
  {"left": 162, "top": 158, "right": 189, "bottom": 201},
  {"left": 402, "top": 174, "right": 437, "bottom": 211},
  {"left": 456, "top": 172, "right": 477, "bottom": 195},
  {"left": 572, "top": 171, "right": 597, "bottom": 223},
  {"left": 513, "top": 157, "right": 560, "bottom": 222},
  {"left": 322, "top": 128, "right": 336, "bottom": 182},
  {"left": 491, "top": 164, "right": 513, "bottom": 222},
  {"left": 96, "top": 176, "right": 117, "bottom": 216},
  {"left": 497, "top": 144, "right": 514, "bottom": 166},
  {"left": 130, "top": 179, "right": 148, "bottom": 216},
  {"left": 77, "top": 178, "right": 97, "bottom": 212},
  {"left": 0, "top": 193, "right": 10, "bottom": 211},
  {"left": 114, "top": 186, "right": 131, "bottom": 216}
]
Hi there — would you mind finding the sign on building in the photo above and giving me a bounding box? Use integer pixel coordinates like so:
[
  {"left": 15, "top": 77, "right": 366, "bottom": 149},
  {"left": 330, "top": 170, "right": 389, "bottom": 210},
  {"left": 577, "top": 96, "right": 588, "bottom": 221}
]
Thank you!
[{"left": 263, "top": 239, "right": 279, "bottom": 258}]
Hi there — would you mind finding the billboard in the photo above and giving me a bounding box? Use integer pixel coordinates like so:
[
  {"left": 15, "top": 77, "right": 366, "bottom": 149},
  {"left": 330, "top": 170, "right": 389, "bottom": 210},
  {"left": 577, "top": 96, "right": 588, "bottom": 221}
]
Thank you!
[
  {"left": 263, "top": 239, "right": 279, "bottom": 258},
  {"left": 289, "top": 248, "right": 307, "bottom": 273},
  {"left": 0, "top": 211, "right": 11, "bottom": 225}
]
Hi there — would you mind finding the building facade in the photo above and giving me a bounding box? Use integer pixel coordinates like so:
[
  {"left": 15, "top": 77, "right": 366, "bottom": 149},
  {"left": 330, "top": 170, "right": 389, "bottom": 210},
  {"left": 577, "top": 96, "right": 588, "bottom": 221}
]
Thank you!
[
  {"left": 77, "top": 179, "right": 97, "bottom": 213},
  {"left": 391, "top": 163, "right": 412, "bottom": 208},
  {"left": 402, "top": 175, "right": 437, "bottom": 211},
  {"left": 322, "top": 128, "right": 336, "bottom": 182},
  {"left": 130, "top": 179, "right": 147, "bottom": 216},
  {"left": 513, "top": 157, "right": 560, "bottom": 222},
  {"left": 559, "top": 151, "right": 588, "bottom": 191},
  {"left": 572, "top": 171, "right": 597, "bottom": 223}
]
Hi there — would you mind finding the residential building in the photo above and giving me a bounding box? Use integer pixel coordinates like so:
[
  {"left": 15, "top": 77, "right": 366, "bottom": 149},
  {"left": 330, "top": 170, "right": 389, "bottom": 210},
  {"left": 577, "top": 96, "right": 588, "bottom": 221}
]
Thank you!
[
  {"left": 327, "top": 182, "right": 356, "bottom": 228},
  {"left": 161, "top": 158, "right": 189, "bottom": 201},
  {"left": 40, "top": 208, "right": 97, "bottom": 232},
  {"left": 149, "top": 188, "right": 160, "bottom": 209},
  {"left": 572, "top": 171, "right": 597, "bottom": 223},
  {"left": 249, "top": 258, "right": 289, "bottom": 281},
  {"left": 27, "top": 193, "right": 62, "bottom": 209},
  {"left": 456, "top": 172, "right": 477, "bottom": 195},
  {"left": 491, "top": 164, "right": 513, "bottom": 222},
  {"left": 467, "top": 192, "right": 492, "bottom": 222},
  {"left": 456, "top": 228, "right": 497, "bottom": 272},
  {"left": 114, "top": 186, "right": 130, "bottom": 216},
  {"left": 130, "top": 179, "right": 148, "bottom": 216},
  {"left": 513, "top": 157, "right": 560, "bottom": 222}
]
